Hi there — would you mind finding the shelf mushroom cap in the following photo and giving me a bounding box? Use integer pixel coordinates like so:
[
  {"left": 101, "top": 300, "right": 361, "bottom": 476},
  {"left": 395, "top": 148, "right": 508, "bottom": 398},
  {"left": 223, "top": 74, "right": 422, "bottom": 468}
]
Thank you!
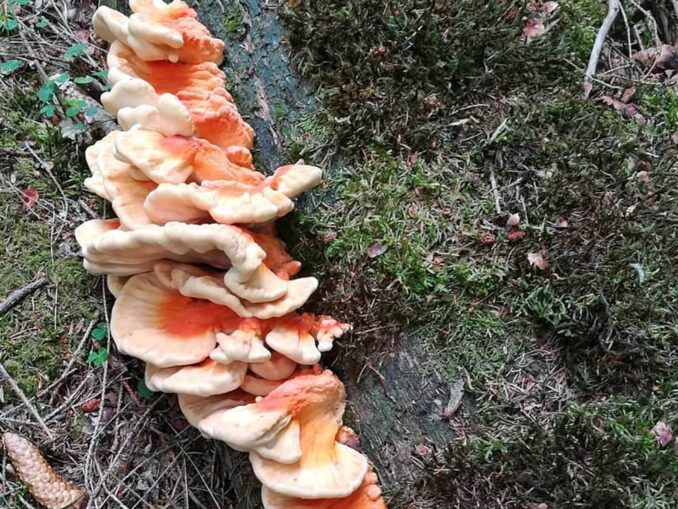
[
  {"left": 129, "top": 0, "right": 225, "bottom": 64},
  {"left": 239, "top": 365, "right": 321, "bottom": 397},
  {"left": 261, "top": 466, "right": 385, "bottom": 509},
  {"left": 118, "top": 90, "right": 195, "bottom": 138},
  {"left": 143, "top": 162, "right": 323, "bottom": 226},
  {"left": 187, "top": 370, "right": 367, "bottom": 498},
  {"left": 110, "top": 271, "right": 243, "bottom": 367},
  {"left": 75, "top": 220, "right": 267, "bottom": 277},
  {"left": 93, "top": 0, "right": 224, "bottom": 64},
  {"left": 178, "top": 390, "right": 255, "bottom": 427},
  {"left": 260, "top": 427, "right": 386, "bottom": 509},
  {"left": 144, "top": 181, "right": 294, "bottom": 226},
  {"left": 264, "top": 315, "right": 350, "bottom": 365},
  {"left": 84, "top": 141, "right": 110, "bottom": 199},
  {"left": 104, "top": 40, "right": 254, "bottom": 149},
  {"left": 250, "top": 371, "right": 368, "bottom": 498},
  {"left": 211, "top": 327, "right": 272, "bottom": 364},
  {"left": 249, "top": 352, "right": 297, "bottom": 381},
  {"left": 114, "top": 129, "right": 262, "bottom": 184},
  {"left": 106, "top": 275, "right": 129, "bottom": 298},
  {"left": 154, "top": 262, "right": 318, "bottom": 319},
  {"left": 251, "top": 227, "right": 302, "bottom": 280},
  {"left": 269, "top": 163, "right": 323, "bottom": 198},
  {"left": 145, "top": 358, "right": 247, "bottom": 396}
]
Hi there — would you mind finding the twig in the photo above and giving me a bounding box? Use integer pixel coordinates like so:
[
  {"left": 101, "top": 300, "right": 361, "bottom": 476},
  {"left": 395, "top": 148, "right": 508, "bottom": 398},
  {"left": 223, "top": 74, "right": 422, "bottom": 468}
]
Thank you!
[
  {"left": 0, "top": 363, "right": 54, "bottom": 439},
  {"left": 489, "top": 167, "right": 502, "bottom": 215},
  {"left": 627, "top": 0, "right": 661, "bottom": 46},
  {"left": 40, "top": 315, "right": 99, "bottom": 397},
  {"left": 585, "top": 0, "right": 621, "bottom": 92},
  {"left": 0, "top": 278, "right": 48, "bottom": 316}
]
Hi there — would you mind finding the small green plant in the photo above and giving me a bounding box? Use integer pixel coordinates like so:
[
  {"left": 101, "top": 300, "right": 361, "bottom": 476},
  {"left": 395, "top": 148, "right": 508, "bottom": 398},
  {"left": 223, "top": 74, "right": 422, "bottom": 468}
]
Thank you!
[
  {"left": 91, "top": 322, "right": 108, "bottom": 340},
  {"left": 87, "top": 347, "right": 109, "bottom": 367},
  {"left": 0, "top": 60, "right": 21, "bottom": 73},
  {"left": 224, "top": 8, "right": 243, "bottom": 36},
  {"left": 64, "top": 43, "right": 88, "bottom": 61},
  {"left": 136, "top": 378, "right": 154, "bottom": 398}
]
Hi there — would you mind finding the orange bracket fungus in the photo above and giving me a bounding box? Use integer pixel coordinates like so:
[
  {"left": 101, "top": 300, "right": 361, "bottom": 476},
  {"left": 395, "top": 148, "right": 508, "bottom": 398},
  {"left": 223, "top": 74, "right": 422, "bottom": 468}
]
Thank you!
[{"left": 81, "top": 1, "right": 387, "bottom": 507}]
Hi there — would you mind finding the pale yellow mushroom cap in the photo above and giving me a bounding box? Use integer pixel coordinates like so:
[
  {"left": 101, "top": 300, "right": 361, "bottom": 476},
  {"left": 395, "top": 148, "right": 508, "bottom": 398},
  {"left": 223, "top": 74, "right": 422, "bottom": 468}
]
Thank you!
[
  {"left": 75, "top": 220, "right": 267, "bottom": 277},
  {"left": 153, "top": 262, "right": 318, "bottom": 319},
  {"left": 260, "top": 428, "right": 386, "bottom": 509},
  {"left": 178, "top": 390, "right": 255, "bottom": 428},
  {"left": 114, "top": 128, "right": 263, "bottom": 184},
  {"left": 145, "top": 358, "right": 247, "bottom": 396},
  {"left": 110, "top": 271, "right": 244, "bottom": 366}
]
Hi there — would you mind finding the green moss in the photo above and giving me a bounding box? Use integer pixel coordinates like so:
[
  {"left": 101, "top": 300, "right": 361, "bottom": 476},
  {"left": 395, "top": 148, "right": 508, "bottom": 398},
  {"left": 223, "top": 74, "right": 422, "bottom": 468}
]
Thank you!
[
  {"left": 0, "top": 85, "right": 100, "bottom": 394},
  {"left": 224, "top": 8, "right": 243, "bottom": 36}
]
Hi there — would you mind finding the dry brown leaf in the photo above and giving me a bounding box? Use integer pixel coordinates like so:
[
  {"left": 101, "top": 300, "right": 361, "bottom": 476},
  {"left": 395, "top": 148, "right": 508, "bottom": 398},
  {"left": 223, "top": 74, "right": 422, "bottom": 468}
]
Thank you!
[
  {"left": 527, "top": 251, "right": 549, "bottom": 270},
  {"left": 507, "top": 228, "right": 527, "bottom": 241},
  {"left": 633, "top": 45, "right": 678, "bottom": 72},
  {"left": 554, "top": 217, "right": 569, "bottom": 229},
  {"left": 523, "top": 16, "right": 545, "bottom": 39},
  {"left": 651, "top": 421, "right": 673, "bottom": 448},
  {"left": 367, "top": 242, "right": 387, "bottom": 258},
  {"left": 21, "top": 187, "right": 39, "bottom": 210},
  {"left": 621, "top": 87, "right": 636, "bottom": 103},
  {"left": 506, "top": 213, "right": 520, "bottom": 227},
  {"left": 600, "top": 96, "right": 646, "bottom": 125},
  {"left": 479, "top": 232, "right": 496, "bottom": 246}
]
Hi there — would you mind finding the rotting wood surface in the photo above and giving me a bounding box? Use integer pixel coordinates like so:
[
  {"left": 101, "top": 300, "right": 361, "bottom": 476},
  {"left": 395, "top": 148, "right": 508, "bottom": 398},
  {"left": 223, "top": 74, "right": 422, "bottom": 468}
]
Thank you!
[{"left": 99, "top": 0, "right": 459, "bottom": 505}]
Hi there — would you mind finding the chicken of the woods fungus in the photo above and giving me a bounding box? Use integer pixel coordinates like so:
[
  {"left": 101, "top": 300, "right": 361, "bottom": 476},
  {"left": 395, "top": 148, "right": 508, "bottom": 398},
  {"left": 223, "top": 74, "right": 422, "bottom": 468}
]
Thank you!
[{"left": 70, "top": 1, "right": 388, "bottom": 507}]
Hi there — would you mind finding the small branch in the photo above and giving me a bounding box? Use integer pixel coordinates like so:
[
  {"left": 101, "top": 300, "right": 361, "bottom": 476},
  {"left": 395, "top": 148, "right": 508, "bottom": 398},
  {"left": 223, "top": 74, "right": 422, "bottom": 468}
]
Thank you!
[
  {"left": 0, "top": 278, "right": 48, "bottom": 316},
  {"left": 585, "top": 0, "right": 621, "bottom": 92},
  {"left": 489, "top": 167, "right": 502, "bottom": 215},
  {"left": 0, "top": 363, "right": 54, "bottom": 439},
  {"left": 628, "top": 0, "right": 661, "bottom": 46}
]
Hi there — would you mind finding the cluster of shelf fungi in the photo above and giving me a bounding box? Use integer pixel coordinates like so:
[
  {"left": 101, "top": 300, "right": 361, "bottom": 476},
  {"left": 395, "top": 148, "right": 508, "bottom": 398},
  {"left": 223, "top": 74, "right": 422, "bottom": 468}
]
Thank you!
[{"left": 63, "top": 0, "right": 388, "bottom": 507}]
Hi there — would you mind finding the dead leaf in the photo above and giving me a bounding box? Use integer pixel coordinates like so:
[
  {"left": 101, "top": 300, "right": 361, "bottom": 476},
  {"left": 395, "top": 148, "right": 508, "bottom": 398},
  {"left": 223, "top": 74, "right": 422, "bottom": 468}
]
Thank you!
[
  {"left": 651, "top": 421, "right": 673, "bottom": 448},
  {"left": 79, "top": 398, "right": 100, "bottom": 413},
  {"left": 671, "top": 131, "right": 678, "bottom": 145},
  {"left": 621, "top": 87, "right": 636, "bottom": 103},
  {"left": 323, "top": 231, "right": 337, "bottom": 244},
  {"left": 554, "top": 217, "right": 569, "bottom": 229},
  {"left": 405, "top": 152, "right": 420, "bottom": 166},
  {"left": 414, "top": 443, "right": 431, "bottom": 456},
  {"left": 633, "top": 45, "right": 678, "bottom": 72},
  {"left": 21, "top": 188, "right": 39, "bottom": 210},
  {"left": 507, "top": 228, "right": 527, "bottom": 241},
  {"left": 479, "top": 232, "right": 496, "bottom": 246},
  {"left": 506, "top": 213, "right": 520, "bottom": 227},
  {"left": 523, "top": 2, "right": 558, "bottom": 39},
  {"left": 367, "top": 242, "right": 387, "bottom": 259},
  {"left": 527, "top": 504, "right": 548, "bottom": 509},
  {"left": 523, "top": 16, "right": 545, "bottom": 39},
  {"left": 543, "top": 1, "right": 558, "bottom": 13},
  {"left": 599, "top": 96, "right": 646, "bottom": 125},
  {"left": 527, "top": 251, "right": 549, "bottom": 270}
]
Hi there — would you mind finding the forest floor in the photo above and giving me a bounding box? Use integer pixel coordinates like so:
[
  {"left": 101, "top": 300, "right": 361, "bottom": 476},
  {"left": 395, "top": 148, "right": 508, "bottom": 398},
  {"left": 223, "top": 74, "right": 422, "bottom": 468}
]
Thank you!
[{"left": 2, "top": 0, "right": 678, "bottom": 508}]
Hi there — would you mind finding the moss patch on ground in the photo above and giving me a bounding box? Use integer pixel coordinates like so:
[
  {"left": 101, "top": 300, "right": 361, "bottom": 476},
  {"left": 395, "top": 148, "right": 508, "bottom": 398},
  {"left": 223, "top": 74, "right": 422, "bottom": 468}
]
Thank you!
[
  {"left": 280, "top": 1, "right": 678, "bottom": 506},
  {"left": 0, "top": 84, "right": 101, "bottom": 394}
]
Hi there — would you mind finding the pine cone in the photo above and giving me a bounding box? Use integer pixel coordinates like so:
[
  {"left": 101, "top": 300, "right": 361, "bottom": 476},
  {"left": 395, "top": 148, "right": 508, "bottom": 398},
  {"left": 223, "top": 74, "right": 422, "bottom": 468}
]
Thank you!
[{"left": 2, "top": 432, "right": 85, "bottom": 509}]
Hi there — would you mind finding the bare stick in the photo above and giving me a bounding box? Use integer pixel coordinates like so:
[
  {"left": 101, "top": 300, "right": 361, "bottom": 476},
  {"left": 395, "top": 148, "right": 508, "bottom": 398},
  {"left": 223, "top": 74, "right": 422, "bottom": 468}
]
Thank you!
[
  {"left": 585, "top": 0, "right": 621, "bottom": 87},
  {"left": 0, "top": 363, "right": 54, "bottom": 439},
  {"left": 0, "top": 278, "right": 48, "bottom": 316},
  {"left": 673, "top": 0, "right": 678, "bottom": 22},
  {"left": 628, "top": 0, "right": 661, "bottom": 46}
]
